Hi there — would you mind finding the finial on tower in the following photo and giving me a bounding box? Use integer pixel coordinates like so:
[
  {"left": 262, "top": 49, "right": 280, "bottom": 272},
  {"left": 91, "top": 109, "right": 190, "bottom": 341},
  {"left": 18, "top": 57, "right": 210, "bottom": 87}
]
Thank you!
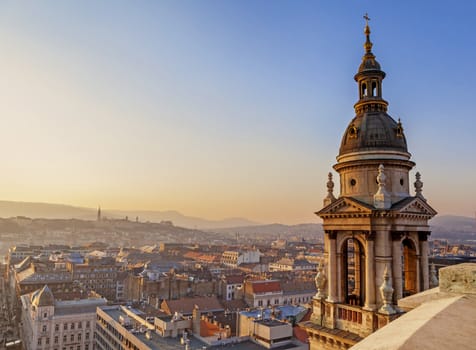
[
  {"left": 374, "top": 164, "right": 391, "bottom": 209},
  {"left": 363, "top": 13, "right": 373, "bottom": 54},
  {"left": 379, "top": 265, "right": 396, "bottom": 315},
  {"left": 414, "top": 172, "right": 426, "bottom": 201},
  {"left": 323, "top": 172, "right": 337, "bottom": 207}
]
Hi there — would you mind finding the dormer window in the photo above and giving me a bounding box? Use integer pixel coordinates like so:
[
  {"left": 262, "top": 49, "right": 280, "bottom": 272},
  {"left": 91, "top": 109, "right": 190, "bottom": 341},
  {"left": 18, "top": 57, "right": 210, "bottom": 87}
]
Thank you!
[
  {"left": 396, "top": 119, "right": 404, "bottom": 137},
  {"left": 348, "top": 125, "right": 359, "bottom": 139}
]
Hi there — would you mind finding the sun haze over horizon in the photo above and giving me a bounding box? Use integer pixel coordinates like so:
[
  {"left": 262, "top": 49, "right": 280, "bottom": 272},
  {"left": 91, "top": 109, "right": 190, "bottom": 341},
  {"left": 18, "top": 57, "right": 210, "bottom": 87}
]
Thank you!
[{"left": 0, "top": 1, "right": 475, "bottom": 225}]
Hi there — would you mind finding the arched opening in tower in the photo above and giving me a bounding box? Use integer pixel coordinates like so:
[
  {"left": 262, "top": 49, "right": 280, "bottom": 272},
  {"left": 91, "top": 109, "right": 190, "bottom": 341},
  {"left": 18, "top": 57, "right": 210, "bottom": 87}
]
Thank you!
[
  {"left": 341, "top": 238, "right": 366, "bottom": 306},
  {"left": 402, "top": 238, "right": 417, "bottom": 296},
  {"left": 361, "top": 83, "right": 367, "bottom": 98}
]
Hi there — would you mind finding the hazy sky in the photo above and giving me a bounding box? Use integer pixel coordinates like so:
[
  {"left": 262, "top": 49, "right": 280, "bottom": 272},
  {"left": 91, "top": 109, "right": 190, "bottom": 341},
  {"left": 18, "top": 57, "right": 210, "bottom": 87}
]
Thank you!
[{"left": 0, "top": 1, "right": 475, "bottom": 224}]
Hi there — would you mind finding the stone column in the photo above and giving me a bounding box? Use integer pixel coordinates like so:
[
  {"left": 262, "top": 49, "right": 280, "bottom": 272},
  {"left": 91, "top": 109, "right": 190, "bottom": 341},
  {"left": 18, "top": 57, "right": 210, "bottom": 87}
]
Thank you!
[
  {"left": 337, "top": 252, "right": 343, "bottom": 303},
  {"left": 326, "top": 231, "right": 338, "bottom": 303},
  {"left": 364, "top": 232, "right": 376, "bottom": 310},
  {"left": 419, "top": 232, "right": 430, "bottom": 291},
  {"left": 391, "top": 232, "right": 403, "bottom": 301},
  {"left": 415, "top": 254, "right": 421, "bottom": 293}
]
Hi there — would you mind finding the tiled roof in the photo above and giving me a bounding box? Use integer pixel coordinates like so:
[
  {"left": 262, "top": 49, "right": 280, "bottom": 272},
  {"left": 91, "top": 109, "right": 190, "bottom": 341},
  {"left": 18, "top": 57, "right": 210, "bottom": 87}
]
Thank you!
[
  {"left": 224, "top": 275, "right": 244, "bottom": 284},
  {"left": 200, "top": 319, "right": 221, "bottom": 337},
  {"left": 251, "top": 280, "right": 282, "bottom": 294},
  {"left": 183, "top": 251, "right": 202, "bottom": 260}
]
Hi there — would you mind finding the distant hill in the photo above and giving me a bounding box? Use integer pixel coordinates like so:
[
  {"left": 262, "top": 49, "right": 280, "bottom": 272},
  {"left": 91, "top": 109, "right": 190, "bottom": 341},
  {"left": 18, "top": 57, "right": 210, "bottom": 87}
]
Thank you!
[
  {"left": 430, "top": 215, "right": 476, "bottom": 240},
  {"left": 0, "top": 200, "right": 258, "bottom": 229},
  {"left": 0, "top": 200, "right": 474, "bottom": 236},
  {"left": 208, "top": 223, "right": 324, "bottom": 241}
]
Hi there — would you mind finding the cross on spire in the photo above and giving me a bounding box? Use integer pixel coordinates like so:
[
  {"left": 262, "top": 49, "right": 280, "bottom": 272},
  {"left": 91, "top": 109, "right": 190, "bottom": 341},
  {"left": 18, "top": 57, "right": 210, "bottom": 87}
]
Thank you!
[{"left": 363, "top": 13, "right": 370, "bottom": 25}]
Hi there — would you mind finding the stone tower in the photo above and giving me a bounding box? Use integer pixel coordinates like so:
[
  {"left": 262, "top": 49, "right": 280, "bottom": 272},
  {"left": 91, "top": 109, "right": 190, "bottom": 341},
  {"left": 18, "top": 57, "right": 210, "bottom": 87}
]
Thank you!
[{"left": 303, "top": 16, "right": 437, "bottom": 350}]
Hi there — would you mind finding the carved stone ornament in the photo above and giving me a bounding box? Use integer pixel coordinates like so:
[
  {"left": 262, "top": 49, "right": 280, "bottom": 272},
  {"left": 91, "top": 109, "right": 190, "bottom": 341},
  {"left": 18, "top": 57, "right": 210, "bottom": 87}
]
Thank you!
[
  {"left": 414, "top": 172, "right": 426, "bottom": 201},
  {"left": 379, "top": 265, "right": 396, "bottom": 315},
  {"left": 429, "top": 263, "right": 439, "bottom": 288},
  {"left": 323, "top": 172, "right": 337, "bottom": 207},
  {"left": 314, "top": 261, "right": 327, "bottom": 299},
  {"left": 374, "top": 164, "right": 391, "bottom": 209}
]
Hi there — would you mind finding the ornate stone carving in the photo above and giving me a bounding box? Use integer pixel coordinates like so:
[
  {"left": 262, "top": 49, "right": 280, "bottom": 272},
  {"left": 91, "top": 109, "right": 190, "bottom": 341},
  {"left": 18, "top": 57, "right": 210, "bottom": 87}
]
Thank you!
[
  {"left": 429, "top": 263, "right": 439, "bottom": 288},
  {"left": 414, "top": 172, "right": 426, "bottom": 201},
  {"left": 374, "top": 164, "right": 391, "bottom": 209},
  {"left": 323, "top": 172, "right": 337, "bottom": 207},
  {"left": 379, "top": 265, "right": 396, "bottom": 315},
  {"left": 314, "top": 261, "right": 327, "bottom": 299}
]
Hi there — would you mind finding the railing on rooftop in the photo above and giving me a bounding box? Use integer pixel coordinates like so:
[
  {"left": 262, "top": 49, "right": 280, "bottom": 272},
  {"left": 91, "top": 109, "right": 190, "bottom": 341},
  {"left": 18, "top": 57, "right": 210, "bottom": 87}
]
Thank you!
[{"left": 336, "top": 304, "right": 362, "bottom": 325}]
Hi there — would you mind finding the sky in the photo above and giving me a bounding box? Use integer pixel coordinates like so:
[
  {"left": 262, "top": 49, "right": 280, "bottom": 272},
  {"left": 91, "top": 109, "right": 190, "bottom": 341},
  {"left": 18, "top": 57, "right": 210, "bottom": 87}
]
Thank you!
[{"left": 0, "top": 1, "right": 475, "bottom": 224}]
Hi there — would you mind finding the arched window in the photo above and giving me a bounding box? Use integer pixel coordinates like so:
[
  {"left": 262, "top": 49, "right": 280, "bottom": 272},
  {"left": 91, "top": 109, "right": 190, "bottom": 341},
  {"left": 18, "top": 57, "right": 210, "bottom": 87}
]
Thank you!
[
  {"left": 402, "top": 238, "right": 417, "bottom": 296},
  {"left": 371, "top": 81, "right": 377, "bottom": 96},
  {"left": 361, "top": 83, "right": 367, "bottom": 97},
  {"left": 341, "top": 238, "right": 365, "bottom": 306}
]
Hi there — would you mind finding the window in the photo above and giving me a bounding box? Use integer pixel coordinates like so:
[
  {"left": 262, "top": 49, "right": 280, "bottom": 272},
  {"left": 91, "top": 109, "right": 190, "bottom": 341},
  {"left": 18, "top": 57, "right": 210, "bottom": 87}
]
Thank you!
[
  {"left": 78, "top": 322, "right": 82, "bottom": 329},
  {"left": 44, "top": 312, "right": 48, "bottom": 318},
  {"left": 38, "top": 338, "right": 42, "bottom": 346},
  {"left": 77, "top": 346, "right": 80, "bottom": 350},
  {"left": 85, "top": 333, "right": 89, "bottom": 341},
  {"left": 257, "top": 300, "right": 263, "bottom": 307},
  {"left": 71, "top": 323, "right": 75, "bottom": 330},
  {"left": 54, "top": 336, "right": 58, "bottom": 344},
  {"left": 46, "top": 338, "right": 50, "bottom": 345},
  {"left": 86, "top": 321, "right": 90, "bottom": 328},
  {"left": 42, "top": 325, "right": 47, "bottom": 332},
  {"left": 85, "top": 345, "right": 89, "bottom": 350},
  {"left": 70, "top": 334, "right": 74, "bottom": 342},
  {"left": 63, "top": 335, "right": 66, "bottom": 343},
  {"left": 55, "top": 324, "right": 59, "bottom": 332},
  {"left": 64, "top": 324, "right": 67, "bottom": 330},
  {"left": 78, "top": 334, "right": 82, "bottom": 341}
]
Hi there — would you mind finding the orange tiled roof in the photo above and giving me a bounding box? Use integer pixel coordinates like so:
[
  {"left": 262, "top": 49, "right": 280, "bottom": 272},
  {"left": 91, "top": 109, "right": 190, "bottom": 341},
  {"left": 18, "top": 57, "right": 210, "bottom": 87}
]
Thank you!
[
  {"left": 251, "top": 280, "right": 281, "bottom": 294},
  {"left": 200, "top": 319, "right": 220, "bottom": 337},
  {"left": 183, "top": 251, "right": 202, "bottom": 260}
]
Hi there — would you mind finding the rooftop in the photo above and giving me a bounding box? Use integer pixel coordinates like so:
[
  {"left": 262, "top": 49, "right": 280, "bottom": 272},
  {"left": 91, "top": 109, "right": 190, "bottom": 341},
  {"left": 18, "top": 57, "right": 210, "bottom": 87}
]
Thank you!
[
  {"left": 351, "top": 263, "right": 476, "bottom": 350},
  {"left": 100, "top": 306, "right": 303, "bottom": 350}
]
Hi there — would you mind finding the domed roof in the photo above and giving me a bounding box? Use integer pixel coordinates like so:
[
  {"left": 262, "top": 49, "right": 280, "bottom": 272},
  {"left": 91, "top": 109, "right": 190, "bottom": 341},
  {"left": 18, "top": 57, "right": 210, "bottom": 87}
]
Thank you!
[
  {"left": 358, "top": 54, "right": 382, "bottom": 74},
  {"left": 31, "top": 285, "right": 54, "bottom": 307},
  {"left": 339, "top": 112, "right": 408, "bottom": 157}
]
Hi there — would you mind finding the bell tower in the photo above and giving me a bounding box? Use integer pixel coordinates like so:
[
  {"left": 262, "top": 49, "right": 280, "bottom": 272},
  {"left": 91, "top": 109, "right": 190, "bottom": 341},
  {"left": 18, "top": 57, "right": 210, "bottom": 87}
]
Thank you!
[{"left": 303, "top": 15, "right": 437, "bottom": 350}]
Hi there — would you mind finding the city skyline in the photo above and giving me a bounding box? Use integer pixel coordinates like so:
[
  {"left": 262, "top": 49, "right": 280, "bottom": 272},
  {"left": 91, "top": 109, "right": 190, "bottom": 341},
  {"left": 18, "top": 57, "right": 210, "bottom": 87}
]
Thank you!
[{"left": 1, "top": 1, "right": 475, "bottom": 224}]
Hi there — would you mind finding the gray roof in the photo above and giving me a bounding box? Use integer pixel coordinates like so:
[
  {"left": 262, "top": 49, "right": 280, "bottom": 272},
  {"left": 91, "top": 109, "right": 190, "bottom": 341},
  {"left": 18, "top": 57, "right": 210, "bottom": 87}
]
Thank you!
[{"left": 339, "top": 111, "right": 408, "bottom": 157}]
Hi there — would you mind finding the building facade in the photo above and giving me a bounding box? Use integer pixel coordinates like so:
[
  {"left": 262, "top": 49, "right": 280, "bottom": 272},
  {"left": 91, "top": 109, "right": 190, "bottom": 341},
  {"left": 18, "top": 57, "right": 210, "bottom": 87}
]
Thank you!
[
  {"left": 221, "top": 250, "right": 261, "bottom": 267},
  {"left": 302, "top": 17, "right": 437, "bottom": 349},
  {"left": 20, "top": 285, "right": 106, "bottom": 350}
]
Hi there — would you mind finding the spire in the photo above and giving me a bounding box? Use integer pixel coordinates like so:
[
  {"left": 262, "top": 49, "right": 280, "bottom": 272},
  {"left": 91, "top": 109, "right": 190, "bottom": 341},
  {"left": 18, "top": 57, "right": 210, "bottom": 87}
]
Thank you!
[
  {"left": 363, "top": 13, "right": 373, "bottom": 54},
  {"left": 97, "top": 205, "right": 102, "bottom": 222},
  {"left": 354, "top": 14, "right": 388, "bottom": 115}
]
